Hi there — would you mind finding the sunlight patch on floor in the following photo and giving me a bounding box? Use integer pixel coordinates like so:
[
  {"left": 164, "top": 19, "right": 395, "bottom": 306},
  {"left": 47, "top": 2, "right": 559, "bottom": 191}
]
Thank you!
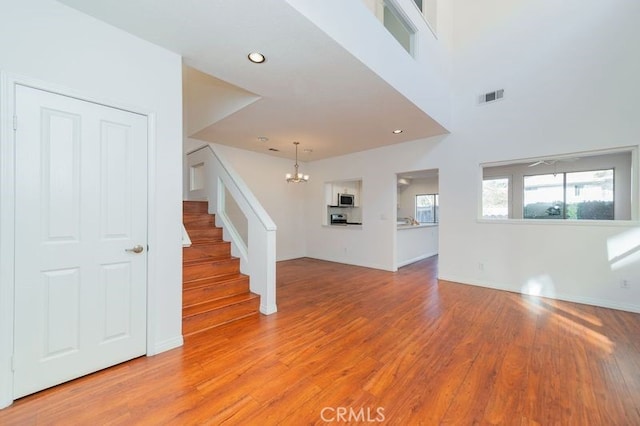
[{"left": 516, "top": 294, "right": 614, "bottom": 354}]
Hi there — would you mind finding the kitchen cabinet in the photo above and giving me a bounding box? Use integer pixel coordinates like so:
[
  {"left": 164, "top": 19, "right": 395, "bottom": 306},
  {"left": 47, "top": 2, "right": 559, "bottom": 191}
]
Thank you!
[
  {"left": 324, "top": 179, "right": 363, "bottom": 226},
  {"left": 327, "top": 179, "right": 361, "bottom": 207}
]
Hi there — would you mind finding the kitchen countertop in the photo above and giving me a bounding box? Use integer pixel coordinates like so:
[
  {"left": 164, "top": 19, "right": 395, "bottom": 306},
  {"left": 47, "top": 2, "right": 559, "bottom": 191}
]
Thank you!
[
  {"left": 324, "top": 223, "right": 362, "bottom": 229},
  {"left": 397, "top": 223, "right": 438, "bottom": 230}
]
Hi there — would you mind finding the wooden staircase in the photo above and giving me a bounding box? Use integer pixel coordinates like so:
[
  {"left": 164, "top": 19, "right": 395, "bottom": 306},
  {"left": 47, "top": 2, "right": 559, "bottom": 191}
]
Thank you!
[{"left": 182, "top": 201, "right": 260, "bottom": 336}]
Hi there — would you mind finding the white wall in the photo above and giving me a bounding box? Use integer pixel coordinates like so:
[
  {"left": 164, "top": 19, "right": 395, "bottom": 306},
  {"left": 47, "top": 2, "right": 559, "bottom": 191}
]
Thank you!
[
  {"left": 185, "top": 140, "right": 307, "bottom": 261},
  {"left": 0, "top": 0, "right": 183, "bottom": 406},
  {"left": 305, "top": 137, "right": 448, "bottom": 271},
  {"left": 286, "top": 0, "right": 452, "bottom": 130},
  {"left": 437, "top": 0, "right": 640, "bottom": 312},
  {"left": 304, "top": 0, "right": 640, "bottom": 312}
]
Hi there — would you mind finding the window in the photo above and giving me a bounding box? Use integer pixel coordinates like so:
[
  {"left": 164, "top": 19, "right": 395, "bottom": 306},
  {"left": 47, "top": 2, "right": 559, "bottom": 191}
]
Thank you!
[
  {"left": 523, "top": 169, "right": 614, "bottom": 220},
  {"left": 482, "top": 178, "right": 509, "bottom": 219},
  {"left": 416, "top": 194, "right": 438, "bottom": 223},
  {"left": 412, "top": 0, "right": 438, "bottom": 34},
  {"left": 523, "top": 174, "right": 565, "bottom": 219},
  {"left": 481, "top": 149, "right": 633, "bottom": 221},
  {"left": 566, "top": 170, "right": 614, "bottom": 219},
  {"left": 383, "top": 0, "right": 416, "bottom": 55}
]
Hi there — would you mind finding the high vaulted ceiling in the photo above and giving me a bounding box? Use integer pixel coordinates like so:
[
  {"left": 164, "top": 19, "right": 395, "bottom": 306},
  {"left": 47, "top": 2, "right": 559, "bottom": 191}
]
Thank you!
[{"left": 58, "top": 0, "right": 447, "bottom": 160}]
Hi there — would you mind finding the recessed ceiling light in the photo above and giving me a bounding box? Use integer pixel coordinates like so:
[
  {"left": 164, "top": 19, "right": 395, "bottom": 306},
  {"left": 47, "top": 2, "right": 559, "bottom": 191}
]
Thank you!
[
  {"left": 248, "top": 52, "right": 266, "bottom": 64},
  {"left": 392, "top": 129, "right": 403, "bottom": 134},
  {"left": 257, "top": 136, "right": 269, "bottom": 142}
]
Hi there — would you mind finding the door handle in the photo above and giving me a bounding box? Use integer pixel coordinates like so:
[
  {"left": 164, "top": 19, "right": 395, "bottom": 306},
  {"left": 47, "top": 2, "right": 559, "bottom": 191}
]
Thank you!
[{"left": 125, "top": 245, "right": 144, "bottom": 254}]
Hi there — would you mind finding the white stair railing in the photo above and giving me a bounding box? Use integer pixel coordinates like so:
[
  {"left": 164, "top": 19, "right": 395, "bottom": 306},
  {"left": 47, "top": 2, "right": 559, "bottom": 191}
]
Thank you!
[{"left": 186, "top": 144, "right": 277, "bottom": 314}]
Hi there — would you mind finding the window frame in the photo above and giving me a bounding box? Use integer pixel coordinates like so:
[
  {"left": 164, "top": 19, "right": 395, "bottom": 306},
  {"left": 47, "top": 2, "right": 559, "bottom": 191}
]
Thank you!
[
  {"left": 383, "top": 0, "right": 417, "bottom": 56},
  {"left": 480, "top": 147, "right": 636, "bottom": 223},
  {"left": 415, "top": 193, "right": 439, "bottom": 224},
  {"left": 523, "top": 168, "right": 615, "bottom": 220},
  {"left": 482, "top": 176, "right": 511, "bottom": 219}
]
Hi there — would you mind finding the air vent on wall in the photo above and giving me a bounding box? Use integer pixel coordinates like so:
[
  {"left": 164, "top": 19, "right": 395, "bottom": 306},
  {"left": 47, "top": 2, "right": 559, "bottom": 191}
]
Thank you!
[{"left": 478, "top": 89, "right": 504, "bottom": 104}]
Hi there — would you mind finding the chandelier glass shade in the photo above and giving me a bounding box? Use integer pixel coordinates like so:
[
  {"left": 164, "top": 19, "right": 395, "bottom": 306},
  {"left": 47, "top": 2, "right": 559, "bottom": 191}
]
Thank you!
[{"left": 285, "top": 142, "right": 309, "bottom": 183}]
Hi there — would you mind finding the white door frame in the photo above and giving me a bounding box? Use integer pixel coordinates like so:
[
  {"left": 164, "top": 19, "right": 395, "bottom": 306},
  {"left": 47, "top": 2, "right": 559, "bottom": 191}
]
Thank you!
[{"left": 0, "top": 72, "right": 159, "bottom": 408}]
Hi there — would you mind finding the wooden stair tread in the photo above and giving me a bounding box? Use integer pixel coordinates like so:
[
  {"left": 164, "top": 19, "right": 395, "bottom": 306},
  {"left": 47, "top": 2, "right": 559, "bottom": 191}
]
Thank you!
[
  {"left": 183, "top": 212, "right": 214, "bottom": 217},
  {"left": 183, "top": 242, "right": 229, "bottom": 250},
  {"left": 187, "top": 237, "right": 224, "bottom": 244},
  {"left": 183, "top": 256, "right": 232, "bottom": 267},
  {"left": 182, "top": 256, "right": 239, "bottom": 270},
  {"left": 183, "top": 311, "right": 259, "bottom": 337},
  {"left": 183, "top": 273, "right": 248, "bottom": 290},
  {"left": 182, "top": 200, "right": 260, "bottom": 334},
  {"left": 183, "top": 263, "right": 241, "bottom": 283},
  {"left": 182, "top": 295, "right": 260, "bottom": 336},
  {"left": 183, "top": 278, "right": 250, "bottom": 309},
  {"left": 183, "top": 292, "right": 259, "bottom": 318}
]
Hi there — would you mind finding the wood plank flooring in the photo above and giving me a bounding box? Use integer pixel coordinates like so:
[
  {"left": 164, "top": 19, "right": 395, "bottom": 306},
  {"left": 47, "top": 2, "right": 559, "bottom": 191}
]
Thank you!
[{"left": 2, "top": 256, "right": 639, "bottom": 425}]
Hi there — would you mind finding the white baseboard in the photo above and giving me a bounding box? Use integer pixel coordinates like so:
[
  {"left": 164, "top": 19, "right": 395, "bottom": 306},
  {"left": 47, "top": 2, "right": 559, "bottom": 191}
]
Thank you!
[
  {"left": 307, "top": 254, "right": 395, "bottom": 272},
  {"left": 260, "top": 303, "right": 278, "bottom": 315},
  {"left": 147, "top": 335, "right": 184, "bottom": 356},
  {"left": 438, "top": 274, "right": 640, "bottom": 314},
  {"left": 397, "top": 252, "right": 438, "bottom": 268}
]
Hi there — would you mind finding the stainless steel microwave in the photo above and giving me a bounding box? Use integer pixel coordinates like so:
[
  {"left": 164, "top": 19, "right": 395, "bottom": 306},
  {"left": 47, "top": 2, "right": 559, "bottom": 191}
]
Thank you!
[{"left": 337, "top": 193, "right": 355, "bottom": 207}]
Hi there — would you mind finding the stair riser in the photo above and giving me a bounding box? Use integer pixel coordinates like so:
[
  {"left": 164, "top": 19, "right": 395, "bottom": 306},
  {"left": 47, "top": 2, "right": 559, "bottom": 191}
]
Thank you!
[
  {"left": 182, "top": 200, "right": 260, "bottom": 334},
  {"left": 183, "top": 259, "right": 240, "bottom": 282},
  {"left": 183, "top": 215, "right": 215, "bottom": 228},
  {"left": 183, "top": 201, "right": 209, "bottom": 214},
  {"left": 183, "top": 298, "right": 260, "bottom": 336},
  {"left": 183, "top": 278, "right": 250, "bottom": 308},
  {"left": 187, "top": 227, "right": 223, "bottom": 241},
  {"left": 183, "top": 243, "right": 231, "bottom": 263}
]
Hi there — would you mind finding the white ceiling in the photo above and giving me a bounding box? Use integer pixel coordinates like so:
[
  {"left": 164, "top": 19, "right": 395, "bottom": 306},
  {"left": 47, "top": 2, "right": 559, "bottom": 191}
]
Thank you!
[{"left": 58, "top": 0, "right": 447, "bottom": 161}]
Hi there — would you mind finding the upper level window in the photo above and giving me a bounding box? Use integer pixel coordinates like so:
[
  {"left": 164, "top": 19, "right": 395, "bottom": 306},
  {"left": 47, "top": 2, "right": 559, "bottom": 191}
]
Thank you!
[
  {"left": 412, "top": 0, "right": 438, "bottom": 34},
  {"left": 383, "top": 0, "right": 416, "bottom": 55},
  {"left": 365, "top": 0, "right": 437, "bottom": 55},
  {"left": 416, "top": 194, "right": 438, "bottom": 223}
]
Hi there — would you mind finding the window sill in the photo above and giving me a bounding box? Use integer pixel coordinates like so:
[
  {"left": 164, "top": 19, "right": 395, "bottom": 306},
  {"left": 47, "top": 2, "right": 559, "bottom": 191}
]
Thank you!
[
  {"left": 397, "top": 223, "right": 438, "bottom": 230},
  {"left": 477, "top": 218, "right": 640, "bottom": 227}
]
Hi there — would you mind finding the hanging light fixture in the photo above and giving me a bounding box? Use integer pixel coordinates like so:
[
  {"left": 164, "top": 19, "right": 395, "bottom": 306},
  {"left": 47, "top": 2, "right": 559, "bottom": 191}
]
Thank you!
[{"left": 285, "top": 142, "right": 309, "bottom": 183}]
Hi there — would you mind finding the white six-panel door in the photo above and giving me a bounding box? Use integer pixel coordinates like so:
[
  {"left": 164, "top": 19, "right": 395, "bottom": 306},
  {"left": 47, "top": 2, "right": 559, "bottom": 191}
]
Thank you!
[{"left": 13, "top": 85, "right": 148, "bottom": 398}]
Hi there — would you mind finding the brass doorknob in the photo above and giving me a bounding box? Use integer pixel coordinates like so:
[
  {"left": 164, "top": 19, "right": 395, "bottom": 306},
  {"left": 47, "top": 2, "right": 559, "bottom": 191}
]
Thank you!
[{"left": 125, "top": 245, "right": 144, "bottom": 254}]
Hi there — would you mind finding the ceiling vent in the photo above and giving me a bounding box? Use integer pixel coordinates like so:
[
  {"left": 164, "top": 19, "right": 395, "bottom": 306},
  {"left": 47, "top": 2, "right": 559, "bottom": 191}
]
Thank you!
[{"left": 478, "top": 89, "right": 504, "bottom": 105}]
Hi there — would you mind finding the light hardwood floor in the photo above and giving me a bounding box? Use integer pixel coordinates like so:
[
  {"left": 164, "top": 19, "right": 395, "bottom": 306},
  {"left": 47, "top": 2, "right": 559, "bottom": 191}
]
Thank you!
[{"left": 1, "top": 256, "right": 639, "bottom": 425}]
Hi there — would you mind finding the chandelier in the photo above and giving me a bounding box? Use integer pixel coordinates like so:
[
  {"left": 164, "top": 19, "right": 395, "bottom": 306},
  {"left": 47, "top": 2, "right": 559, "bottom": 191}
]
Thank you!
[{"left": 285, "top": 142, "right": 309, "bottom": 183}]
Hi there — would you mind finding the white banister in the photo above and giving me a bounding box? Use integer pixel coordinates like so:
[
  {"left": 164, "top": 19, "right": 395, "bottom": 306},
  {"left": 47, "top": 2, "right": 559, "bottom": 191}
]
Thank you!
[{"left": 186, "top": 144, "right": 277, "bottom": 314}]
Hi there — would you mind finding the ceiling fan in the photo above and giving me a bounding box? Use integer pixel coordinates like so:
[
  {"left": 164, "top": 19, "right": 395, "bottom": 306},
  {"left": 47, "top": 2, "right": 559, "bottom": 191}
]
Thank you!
[{"left": 528, "top": 157, "right": 580, "bottom": 167}]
